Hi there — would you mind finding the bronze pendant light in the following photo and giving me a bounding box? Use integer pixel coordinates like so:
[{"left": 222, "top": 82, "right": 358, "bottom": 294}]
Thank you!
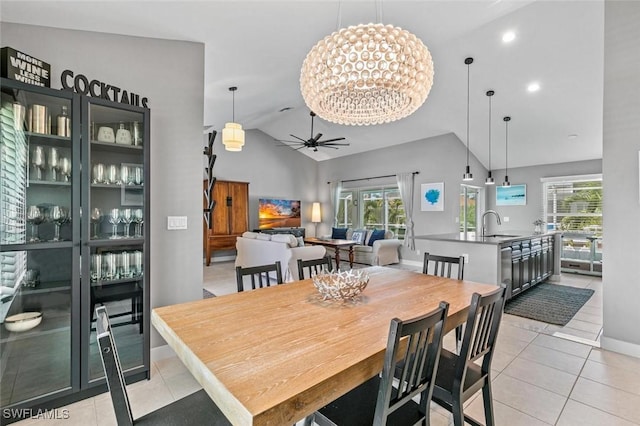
[
  {"left": 485, "top": 90, "right": 495, "bottom": 185},
  {"left": 502, "top": 116, "right": 511, "bottom": 187},
  {"left": 462, "top": 57, "right": 474, "bottom": 181}
]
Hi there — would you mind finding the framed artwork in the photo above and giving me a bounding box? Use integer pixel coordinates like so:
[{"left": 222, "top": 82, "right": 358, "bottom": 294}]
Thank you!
[
  {"left": 496, "top": 184, "right": 527, "bottom": 206},
  {"left": 420, "top": 182, "right": 444, "bottom": 211}
]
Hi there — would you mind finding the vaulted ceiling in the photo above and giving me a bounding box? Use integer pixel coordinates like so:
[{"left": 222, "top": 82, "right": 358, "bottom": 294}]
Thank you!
[{"left": 2, "top": 1, "right": 604, "bottom": 167}]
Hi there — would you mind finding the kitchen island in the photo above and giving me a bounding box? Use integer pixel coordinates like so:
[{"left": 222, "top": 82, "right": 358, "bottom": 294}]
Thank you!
[{"left": 415, "top": 231, "right": 561, "bottom": 299}]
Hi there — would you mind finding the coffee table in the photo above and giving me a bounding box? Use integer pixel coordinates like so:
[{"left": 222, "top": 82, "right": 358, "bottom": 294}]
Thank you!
[{"left": 303, "top": 237, "right": 356, "bottom": 269}]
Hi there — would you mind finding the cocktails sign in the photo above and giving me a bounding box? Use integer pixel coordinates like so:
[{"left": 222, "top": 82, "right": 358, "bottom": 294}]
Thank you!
[{"left": 61, "top": 69, "right": 149, "bottom": 108}]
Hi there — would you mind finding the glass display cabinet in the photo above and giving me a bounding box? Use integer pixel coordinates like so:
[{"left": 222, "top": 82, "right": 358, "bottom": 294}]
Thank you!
[{"left": 0, "top": 77, "right": 149, "bottom": 417}]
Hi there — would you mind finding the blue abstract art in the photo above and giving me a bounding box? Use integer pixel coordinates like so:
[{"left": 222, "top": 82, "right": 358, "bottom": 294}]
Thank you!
[{"left": 421, "top": 182, "right": 444, "bottom": 211}]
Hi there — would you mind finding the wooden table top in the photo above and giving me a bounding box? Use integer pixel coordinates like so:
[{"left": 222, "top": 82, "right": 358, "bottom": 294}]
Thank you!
[
  {"left": 303, "top": 237, "right": 357, "bottom": 247},
  {"left": 151, "top": 266, "right": 497, "bottom": 426}
]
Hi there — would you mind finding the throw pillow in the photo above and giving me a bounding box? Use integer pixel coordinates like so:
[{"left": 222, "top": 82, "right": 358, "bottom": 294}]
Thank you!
[
  {"left": 296, "top": 236, "right": 305, "bottom": 247},
  {"left": 367, "top": 229, "right": 386, "bottom": 246},
  {"left": 351, "top": 229, "right": 367, "bottom": 245},
  {"left": 331, "top": 227, "right": 348, "bottom": 239}
]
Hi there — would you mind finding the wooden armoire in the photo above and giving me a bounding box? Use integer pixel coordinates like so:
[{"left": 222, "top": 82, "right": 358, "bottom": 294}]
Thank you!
[{"left": 204, "top": 180, "right": 249, "bottom": 265}]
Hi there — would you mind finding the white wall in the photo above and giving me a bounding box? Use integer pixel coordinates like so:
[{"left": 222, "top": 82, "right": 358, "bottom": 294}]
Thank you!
[
  {"left": 601, "top": 1, "right": 640, "bottom": 356},
  {"left": 1, "top": 23, "right": 205, "bottom": 347},
  {"left": 317, "top": 132, "right": 487, "bottom": 262}
]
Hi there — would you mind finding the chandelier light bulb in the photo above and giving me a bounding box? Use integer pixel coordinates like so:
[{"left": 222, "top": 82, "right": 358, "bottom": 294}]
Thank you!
[{"left": 300, "top": 23, "right": 434, "bottom": 126}]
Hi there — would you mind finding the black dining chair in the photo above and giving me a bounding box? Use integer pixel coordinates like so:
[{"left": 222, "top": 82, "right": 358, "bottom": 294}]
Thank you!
[
  {"left": 422, "top": 252, "right": 465, "bottom": 352},
  {"left": 431, "top": 286, "right": 507, "bottom": 426},
  {"left": 297, "top": 256, "right": 333, "bottom": 280},
  {"left": 304, "top": 302, "right": 449, "bottom": 426},
  {"left": 235, "top": 261, "right": 283, "bottom": 292},
  {"left": 95, "top": 306, "right": 231, "bottom": 425}
]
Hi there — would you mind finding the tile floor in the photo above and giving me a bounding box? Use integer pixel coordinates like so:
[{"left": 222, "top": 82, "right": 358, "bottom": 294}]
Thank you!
[{"left": 14, "top": 262, "right": 640, "bottom": 425}]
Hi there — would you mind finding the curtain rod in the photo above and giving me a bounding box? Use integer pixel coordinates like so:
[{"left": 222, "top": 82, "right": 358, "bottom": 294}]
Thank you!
[{"left": 327, "top": 171, "right": 419, "bottom": 184}]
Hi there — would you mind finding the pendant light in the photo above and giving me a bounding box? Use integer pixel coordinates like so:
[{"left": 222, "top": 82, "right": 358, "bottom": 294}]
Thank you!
[
  {"left": 485, "top": 90, "right": 495, "bottom": 185},
  {"left": 502, "top": 116, "right": 511, "bottom": 187},
  {"left": 462, "top": 57, "right": 474, "bottom": 181},
  {"left": 222, "top": 86, "right": 245, "bottom": 152}
]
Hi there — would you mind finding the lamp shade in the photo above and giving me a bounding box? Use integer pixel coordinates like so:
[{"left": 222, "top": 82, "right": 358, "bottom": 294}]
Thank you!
[
  {"left": 222, "top": 122, "right": 245, "bottom": 152},
  {"left": 311, "top": 202, "right": 322, "bottom": 223}
]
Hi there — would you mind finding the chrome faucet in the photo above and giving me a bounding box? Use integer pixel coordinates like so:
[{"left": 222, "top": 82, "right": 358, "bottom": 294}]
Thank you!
[{"left": 481, "top": 210, "right": 502, "bottom": 237}]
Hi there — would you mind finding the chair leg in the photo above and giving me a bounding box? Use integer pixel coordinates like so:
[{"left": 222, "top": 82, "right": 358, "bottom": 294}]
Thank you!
[
  {"left": 482, "top": 380, "right": 495, "bottom": 426},
  {"left": 455, "top": 325, "right": 463, "bottom": 353},
  {"left": 302, "top": 414, "right": 314, "bottom": 426},
  {"left": 452, "top": 398, "right": 464, "bottom": 426}
]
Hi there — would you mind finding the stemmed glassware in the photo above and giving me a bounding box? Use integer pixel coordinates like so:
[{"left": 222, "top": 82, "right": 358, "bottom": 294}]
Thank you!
[
  {"left": 26, "top": 206, "right": 44, "bottom": 242},
  {"left": 31, "top": 146, "right": 45, "bottom": 180},
  {"left": 120, "top": 208, "right": 133, "bottom": 238},
  {"left": 90, "top": 208, "right": 102, "bottom": 239},
  {"left": 48, "top": 147, "right": 60, "bottom": 181},
  {"left": 108, "top": 208, "right": 120, "bottom": 239},
  {"left": 92, "top": 163, "right": 105, "bottom": 184},
  {"left": 107, "top": 164, "right": 120, "bottom": 185},
  {"left": 132, "top": 209, "right": 143, "bottom": 238},
  {"left": 50, "top": 205, "right": 67, "bottom": 241},
  {"left": 60, "top": 157, "right": 71, "bottom": 182}
]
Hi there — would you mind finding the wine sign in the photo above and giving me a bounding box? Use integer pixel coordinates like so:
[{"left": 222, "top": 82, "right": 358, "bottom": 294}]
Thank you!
[
  {"left": 61, "top": 69, "right": 149, "bottom": 108},
  {"left": 1, "top": 47, "right": 51, "bottom": 87}
]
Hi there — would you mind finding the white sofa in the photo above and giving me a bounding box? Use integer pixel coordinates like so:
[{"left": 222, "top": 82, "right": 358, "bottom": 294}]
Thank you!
[
  {"left": 235, "top": 232, "right": 326, "bottom": 282},
  {"left": 327, "top": 228, "right": 402, "bottom": 266}
]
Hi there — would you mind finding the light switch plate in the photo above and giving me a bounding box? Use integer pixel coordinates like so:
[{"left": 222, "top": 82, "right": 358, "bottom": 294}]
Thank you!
[
  {"left": 167, "top": 216, "right": 188, "bottom": 230},
  {"left": 503, "top": 216, "right": 510, "bottom": 222}
]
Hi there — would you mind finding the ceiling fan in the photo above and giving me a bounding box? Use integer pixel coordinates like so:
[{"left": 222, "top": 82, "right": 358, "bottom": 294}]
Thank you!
[{"left": 278, "top": 111, "right": 349, "bottom": 152}]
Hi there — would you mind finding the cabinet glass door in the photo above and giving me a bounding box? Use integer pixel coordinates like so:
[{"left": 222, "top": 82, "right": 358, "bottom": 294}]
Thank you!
[
  {"left": 83, "top": 99, "right": 149, "bottom": 382},
  {"left": 1, "top": 80, "right": 79, "bottom": 406}
]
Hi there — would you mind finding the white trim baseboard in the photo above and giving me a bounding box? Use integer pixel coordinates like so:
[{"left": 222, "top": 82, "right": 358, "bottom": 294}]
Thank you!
[{"left": 600, "top": 335, "right": 640, "bottom": 359}]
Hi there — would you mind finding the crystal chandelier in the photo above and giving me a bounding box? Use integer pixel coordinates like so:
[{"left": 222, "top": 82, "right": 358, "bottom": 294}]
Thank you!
[{"left": 300, "top": 23, "right": 434, "bottom": 126}]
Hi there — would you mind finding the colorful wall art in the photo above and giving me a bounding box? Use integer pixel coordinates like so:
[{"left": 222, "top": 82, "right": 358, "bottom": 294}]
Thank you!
[
  {"left": 496, "top": 184, "right": 527, "bottom": 206},
  {"left": 420, "top": 182, "right": 444, "bottom": 211}
]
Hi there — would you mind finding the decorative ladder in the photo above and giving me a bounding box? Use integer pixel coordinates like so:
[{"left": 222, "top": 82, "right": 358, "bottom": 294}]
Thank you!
[{"left": 203, "top": 131, "right": 217, "bottom": 229}]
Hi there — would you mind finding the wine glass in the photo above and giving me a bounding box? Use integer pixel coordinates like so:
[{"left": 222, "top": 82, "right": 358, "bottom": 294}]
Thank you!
[
  {"left": 107, "top": 164, "right": 120, "bottom": 185},
  {"left": 60, "top": 157, "right": 71, "bottom": 182},
  {"left": 120, "top": 208, "right": 133, "bottom": 238},
  {"left": 92, "top": 163, "right": 105, "bottom": 184},
  {"left": 120, "top": 164, "right": 131, "bottom": 185},
  {"left": 90, "top": 208, "right": 102, "bottom": 239},
  {"left": 26, "top": 205, "right": 44, "bottom": 242},
  {"left": 108, "top": 208, "right": 120, "bottom": 239},
  {"left": 133, "top": 166, "right": 143, "bottom": 186},
  {"left": 48, "top": 147, "right": 59, "bottom": 181},
  {"left": 132, "top": 209, "right": 143, "bottom": 237},
  {"left": 31, "top": 146, "right": 45, "bottom": 180},
  {"left": 50, "top": 205, "right": 66, "bottom": 241}
]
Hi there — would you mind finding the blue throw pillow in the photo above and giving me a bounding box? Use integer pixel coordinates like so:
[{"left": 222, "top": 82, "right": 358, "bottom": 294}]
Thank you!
[
  {"left": 367, "top": 229, "right": 386, "bottom": 246},
  {"left": 331, "top": 227, "right": 348, "bottom": 239}
]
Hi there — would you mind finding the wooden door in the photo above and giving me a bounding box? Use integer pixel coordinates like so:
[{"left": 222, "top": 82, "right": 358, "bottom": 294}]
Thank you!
[
  {"left": 211, "top": 181, "right": 230, "bottom": 235},
  {"left": 228, "top": 182, "right": 249, "bottom": 235}
]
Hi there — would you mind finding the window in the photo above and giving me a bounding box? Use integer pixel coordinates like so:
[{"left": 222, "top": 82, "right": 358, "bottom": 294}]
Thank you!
[
  {"left": 460, "top": 185, "right": 481, "bottom": 238},
  {"left": 542, "top": 175, "right": 602, "bottom": 235},
  {"left": 337, "top": 186, "right": 406, "bottom": 239}
]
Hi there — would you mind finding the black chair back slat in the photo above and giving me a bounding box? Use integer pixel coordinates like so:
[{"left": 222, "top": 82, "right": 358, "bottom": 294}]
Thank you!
[
  {"left": 297, "top": 256, "right": 333, "bottom": 280},
  {"left": 236, "top": 261, "right": 283, "bottom": 292},
  {"left": 423, "top": 252, "right": 464, "bottom": 280}
]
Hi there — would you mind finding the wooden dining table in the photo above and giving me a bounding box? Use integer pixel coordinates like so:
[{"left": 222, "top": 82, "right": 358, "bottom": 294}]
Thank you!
[{"left": 151, "top": 266, "right": 497, "bottom": 426}]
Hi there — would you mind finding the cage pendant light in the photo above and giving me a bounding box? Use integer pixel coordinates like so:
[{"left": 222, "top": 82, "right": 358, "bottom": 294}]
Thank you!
[
  {"left": 485, "top": 90, "right": 495, "bottom": 185},
  {"left": 502, "top": 116, "right": 511, "bottom": 187},
  {"left": 222, "top": 86, "right": 245, "bottom": 152},
  {"left": 462, "top": 57, "right": 474, "bottom": 181}
]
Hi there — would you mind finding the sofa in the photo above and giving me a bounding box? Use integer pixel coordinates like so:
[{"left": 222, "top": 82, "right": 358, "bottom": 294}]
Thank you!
[
  {"left": 326, "top": 228, "right": 402, "bottom": 266},
  {"left": 235, "top": 232, "right": 326, "bottom": 282}
]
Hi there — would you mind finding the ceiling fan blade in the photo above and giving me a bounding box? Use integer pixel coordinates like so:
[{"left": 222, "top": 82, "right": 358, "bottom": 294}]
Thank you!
[
  {"left": 294, "top": 145, "right": 307, "bottom": 150},
  {"left": 321, "top": 143, "right": 350, "bottom": 146},
  {"left": 290, "top": 134, "right": 307, "bottom": 143},
  {"left": 321, "top": 145, "right": 340, "bottom": 149},
  {"left": 312, "top": 133, "right": 323, "bottom": 143},
  {"left": 277, "top": 139, "right": 305, "bottom": 144},
  {"left": 318, "top": 137, "right": 346, "bottom": 143}
]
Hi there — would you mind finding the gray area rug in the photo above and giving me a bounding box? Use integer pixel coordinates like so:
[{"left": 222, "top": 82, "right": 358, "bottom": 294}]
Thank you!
[
  {"left": 504, "top": 283, "right": 594, "bottom": 326},
  {"left": 203, "top": 289, "right": 216, "bottom": 299}
]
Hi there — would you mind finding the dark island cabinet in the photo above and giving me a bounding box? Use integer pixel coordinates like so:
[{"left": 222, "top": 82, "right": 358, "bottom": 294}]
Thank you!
[
  {"left": 0, "top": 78, "right": 150, "bottom": 422},
  {"left": 505, "top": 235, "right": 555, "bottom": 300}
]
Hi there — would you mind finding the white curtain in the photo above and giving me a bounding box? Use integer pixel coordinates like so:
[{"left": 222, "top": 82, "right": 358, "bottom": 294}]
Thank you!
[
  {"left": 396, "top": 173, "right": 415, "bottom": 251},
  {"left": 329, "top": 181, "right": 342, "bottom": 227}
]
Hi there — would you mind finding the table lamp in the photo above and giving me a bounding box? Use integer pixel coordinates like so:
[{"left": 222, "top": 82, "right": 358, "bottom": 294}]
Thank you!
[{"left": 311, "top": 202, "right": 321, "bottom": 236}]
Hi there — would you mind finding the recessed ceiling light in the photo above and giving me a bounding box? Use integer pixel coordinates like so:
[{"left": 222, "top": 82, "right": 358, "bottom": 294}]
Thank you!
[
  {"left": 568, "top": 134, "right": 578, "bottom": 140},
  {"left": 527, "top": 82, "right": 540, "bottom": 92},
  {"left": 502, "top": 31, "right": 516, "bottom": 43}
]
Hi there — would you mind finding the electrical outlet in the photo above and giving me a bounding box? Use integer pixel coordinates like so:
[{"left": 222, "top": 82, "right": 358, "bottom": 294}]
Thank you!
[
  {"left": 503, "top": 216, "right": 510, "bottom": 222},
  {"left": 462, "top": 253, "right": 469, "bottom": 264},
  {"left": 416, "top": 249, "right": 421, "bottom": 256},
  {"left": 167, "top": 216, "right": 188, "bottom": 230}
]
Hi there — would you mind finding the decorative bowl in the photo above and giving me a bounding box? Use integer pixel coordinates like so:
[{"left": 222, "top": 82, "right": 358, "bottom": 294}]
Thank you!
[
  {"left": 312, "top": 269, "right": 370, "bottom": 301},
  {"left": 4, "top": 312, "right": 42, "bottom": 332}
]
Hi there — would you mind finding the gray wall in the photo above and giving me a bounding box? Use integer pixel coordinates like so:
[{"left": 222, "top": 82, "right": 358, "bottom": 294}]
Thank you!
[
  {"left": 1, "top": 23, "right": 205, "bottom": 347},
  {"left": 208, "top": 128, "right": 319, "bottom": 253},
  {"left": 487, "top": 160, "right": 602, "bottom": 233},
  {"left": 317, "top": 132, "right": 487, "bottom": 262},
  {"left": 601, "top": 1, "right": 640, "bottom": 356}
]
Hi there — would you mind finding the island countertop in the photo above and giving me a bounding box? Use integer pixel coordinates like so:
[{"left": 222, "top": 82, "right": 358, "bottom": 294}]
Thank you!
[{"left": 415, "top": 231, "right": 559, "bottom": 245}]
